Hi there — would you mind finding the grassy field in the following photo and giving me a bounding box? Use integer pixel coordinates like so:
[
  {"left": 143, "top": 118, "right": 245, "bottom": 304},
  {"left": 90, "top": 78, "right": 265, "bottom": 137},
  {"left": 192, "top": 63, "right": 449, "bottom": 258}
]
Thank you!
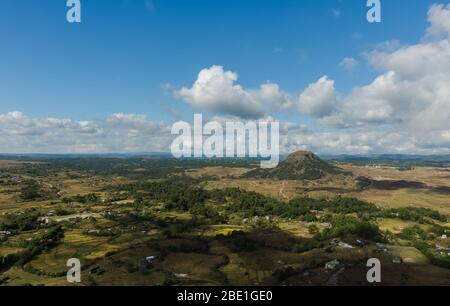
[
  {"left": 205, "top": 164, "right": 450, "bottom": 214},
  {"left": 0, "top": 159, "right": 449, "bottom": 286}
]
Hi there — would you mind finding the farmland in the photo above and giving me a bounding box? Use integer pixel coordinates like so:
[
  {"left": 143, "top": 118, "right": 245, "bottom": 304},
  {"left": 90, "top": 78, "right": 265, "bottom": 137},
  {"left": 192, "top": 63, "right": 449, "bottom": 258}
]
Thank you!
[{"left": 0, "top": 155, "right": 449, "bottom": 286}]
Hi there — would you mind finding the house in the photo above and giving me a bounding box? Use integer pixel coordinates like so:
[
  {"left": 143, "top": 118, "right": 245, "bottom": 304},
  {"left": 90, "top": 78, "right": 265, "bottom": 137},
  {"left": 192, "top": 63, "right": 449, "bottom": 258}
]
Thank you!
[
  {"left": 392, "top": 256, "right": 403, "bottom": 264},
  {"left": 330, "top": 239, "right": 340, "bottom": 246},
  {"left": 355, "top": 239, "right": 366, "bottom": 246},
  {"left": 38, "top": 217, "right": 51, "bottom": 225},
  {"left": 80, "top": 215, "right": 95, "bottom": 221},
  {"left": 322, "top": 222, "right": 332, "bottom": 229},
  {"left": 436, "top": 244, "right": 445, "bottom": 250},
  {"left": 338, "top": 241, "right": 354, "bottom": 249},
  {"left": 145, "top": 256, "right": 158, "bottom": 263},
  {"left": 325, "top": 259, "right": 340, "bottom": 270},
  {"left": 0, "top": 231, "right": 11, "bottom": 240},
  {"left": 303, "top": 270, "right": 311, "bottom": 278},
  {"left": 376, "top": 243, "right": 387, "bottom": 252}
]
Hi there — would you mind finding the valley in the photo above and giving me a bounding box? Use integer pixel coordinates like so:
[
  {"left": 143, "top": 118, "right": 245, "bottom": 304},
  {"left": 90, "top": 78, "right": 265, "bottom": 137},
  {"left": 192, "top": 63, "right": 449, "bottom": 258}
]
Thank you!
[{"left": 0, "top": 152, "right": 449, "bottom": 286}]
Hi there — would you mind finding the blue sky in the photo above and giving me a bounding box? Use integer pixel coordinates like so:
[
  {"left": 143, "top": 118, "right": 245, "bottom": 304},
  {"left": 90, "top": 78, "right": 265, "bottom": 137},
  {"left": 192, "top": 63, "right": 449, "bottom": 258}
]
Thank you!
[
  {"left": 1, "top": 0, "right": 450, "bottom": 154},
  {"left": 0, "top": 0, "right": 433, "bottom": 120}
]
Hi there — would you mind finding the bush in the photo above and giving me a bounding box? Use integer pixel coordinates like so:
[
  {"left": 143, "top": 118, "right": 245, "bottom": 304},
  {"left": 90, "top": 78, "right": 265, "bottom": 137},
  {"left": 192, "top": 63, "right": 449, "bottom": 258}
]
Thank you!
[
  {"left": 20, "top": 180, "right": 42, "bottom": 201},
  {"left": 0, "top": 209, "right": 41, "bottom": 231},
  {"left": 414, "top": 241, "right": 450, "bottom": 269},
  {"left": 62, "top": 193, "right": 100, "bottom": 204},
  {"left": 376, "top": 207, "right": 447, "bottom": 223},
  {"left": 397, "top": 226, "right": 426, "bottom": 241},
  {"left": 317, "top": 215, "right": 382, "bottom": 241}
]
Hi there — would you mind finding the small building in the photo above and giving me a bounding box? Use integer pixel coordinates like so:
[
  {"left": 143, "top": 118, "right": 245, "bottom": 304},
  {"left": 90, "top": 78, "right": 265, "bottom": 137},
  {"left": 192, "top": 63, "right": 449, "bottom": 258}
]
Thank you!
[
  {"left": 38, "top": 217, "right": 51, "bottom": 225},
  {"left": 392, "top": 256, "right": 403, "bottom": 264},
  {"left": 303, "top": 270, "right": 311, "bottom": 278},
  {"left": 145, "top": 256, "right": 158, "bottom": 263},
  {"left": 355, "top": 239, "right": 365, "bottom": 246},
  {"left": 325, "top": 259, "right": 340, "bottom": 270},
  {"left": 376, "top": 243, "right": 387, "bottom": 252},
  {"left": 338, "top": 241, "right": 354, "bottom": 249},
  {"left": 436, "top": 244, "right": 444, "bottom": 250}
]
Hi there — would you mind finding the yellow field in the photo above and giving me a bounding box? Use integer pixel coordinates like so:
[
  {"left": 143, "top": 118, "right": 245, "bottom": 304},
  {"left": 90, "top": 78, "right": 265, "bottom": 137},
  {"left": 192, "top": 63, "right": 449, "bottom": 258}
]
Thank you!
[
  {"left": 204, "top": 165, "right": 450, "bottom": 214},
  {"left": 185, "top": 167, "right": 251, "bottom": 179},
  {"left": 377, "top": 218, "right": 427, "bottom": 234}
]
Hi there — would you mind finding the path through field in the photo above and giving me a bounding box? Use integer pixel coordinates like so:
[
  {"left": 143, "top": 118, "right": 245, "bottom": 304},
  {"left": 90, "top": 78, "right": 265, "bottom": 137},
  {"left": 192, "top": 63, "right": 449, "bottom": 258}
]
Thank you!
[{"left": 279, "top": 181, "right": 288, "bottom": 200}]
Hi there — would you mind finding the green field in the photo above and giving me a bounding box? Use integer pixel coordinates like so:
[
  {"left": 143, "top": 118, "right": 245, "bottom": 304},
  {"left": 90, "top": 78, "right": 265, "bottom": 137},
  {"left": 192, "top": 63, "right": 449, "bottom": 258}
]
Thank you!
[{"left": 0, "top": 158, "right": 449, "bottom": 286}]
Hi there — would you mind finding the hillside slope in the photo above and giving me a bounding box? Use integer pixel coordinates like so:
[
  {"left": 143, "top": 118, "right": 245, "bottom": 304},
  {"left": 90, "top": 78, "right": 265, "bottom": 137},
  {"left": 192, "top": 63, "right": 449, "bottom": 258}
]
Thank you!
[{"left": 245, "top": 151, "right": 345, "bottom": 180}]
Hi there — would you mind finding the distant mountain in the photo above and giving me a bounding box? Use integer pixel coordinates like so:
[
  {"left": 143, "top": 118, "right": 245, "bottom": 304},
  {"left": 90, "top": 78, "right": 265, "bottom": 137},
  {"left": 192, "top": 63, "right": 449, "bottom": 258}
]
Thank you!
[
  {"left": 321, "top": 154, "right": 450, "bottom": 162},
  {"left": 0, "top": 152, "right": 174, "bottom": 160},
  {"left": 244, "top": 150, "right": 345, "bottom": 180}
]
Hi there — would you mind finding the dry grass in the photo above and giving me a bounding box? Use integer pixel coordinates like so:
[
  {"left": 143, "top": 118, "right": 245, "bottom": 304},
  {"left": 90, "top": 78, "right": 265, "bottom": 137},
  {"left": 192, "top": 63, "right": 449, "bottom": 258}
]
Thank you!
[
  {"left": 388, "top": 246, "right": 429, "bottom": 264},
  {"left": 2, "top": 267, "right": 71, "bottom": 286},
  {"left": 204, "top": 165, "right": 450, "bottom": 214},
  {"left": 0, "top": 160, "right": 45, "bottom": 169},
  {"left": 377, "top": 218, "right": 426, "bottom": 234},
  {"left": 185, "top": 167, "right": 251, "bottom": 179},
  {"left": 341, "top": 164, "right": 450, "bottom": 188},
  {"left": 347, "top": 188, "right": 450, "bottom": 215}
]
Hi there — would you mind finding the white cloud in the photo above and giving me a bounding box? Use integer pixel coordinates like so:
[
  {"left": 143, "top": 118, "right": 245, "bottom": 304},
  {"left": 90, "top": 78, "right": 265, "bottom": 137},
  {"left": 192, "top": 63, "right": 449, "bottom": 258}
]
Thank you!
[
  {"left": 426, "top": 3, "right": 450, "bottom": 38},
  {"left": 308, "top": 4, "right": 450, "bottom": 135},
  {"left": 0, "top": 112, "right": 171, "bottom": 154},
  {"left": 289, "top": 4, "right": 450, "bottom": 155},
  {"left": 281, "top": 128, "right": 450, "bottom": 155},
  {"left": 339, "top": 57, "right": 358, "bottom": 71},
  {"left": 176, "top": 65, "right": 292, "bottom": 118},
  {"left": 298, "top": 76, "right": 339, "bottom": 118},
  {"left": 0, "top": 111, "right": 449, "bottom": 155},
  {"left": 252, "top": 83, "right": 293, "bottom": 111}
]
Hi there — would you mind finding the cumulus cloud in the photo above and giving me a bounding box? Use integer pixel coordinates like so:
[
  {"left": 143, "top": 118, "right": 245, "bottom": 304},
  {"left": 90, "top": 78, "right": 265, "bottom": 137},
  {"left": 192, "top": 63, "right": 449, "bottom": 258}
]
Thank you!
[
  {"left": 280, "top": 128, "right": 450, "bottom": 155},
  {"left": 0, "top": 112, "right": 171, "bottom": 154},
  {"left": 426, "top": 3, "right": 450, "bottom": 38},
  {"left": 176, "top": 65, "right": 292, "bottom": 118},
  {"left": 298, "top": 76, "right": 339, "bottom": 118},
  {"left": 307, "top": 4, "right": 450, "bottom": 135},
  {"left": 288, "top": 4, "right": 450, "bottom": 155},
  {"left": 252, "top": 83, "right": 293, "bottom": 111},
  {"left": 0, "top": 110, "right": 449, "bottom": 155},
  {"left": 339, "top": 57, "right": 358, "bottom": 71}
]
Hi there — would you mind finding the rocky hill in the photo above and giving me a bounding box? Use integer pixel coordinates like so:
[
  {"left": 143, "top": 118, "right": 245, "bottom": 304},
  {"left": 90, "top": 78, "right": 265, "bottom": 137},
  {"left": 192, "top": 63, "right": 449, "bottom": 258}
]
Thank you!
[{"left": 245, "top": 150, "right": 345, "bottom": 180}]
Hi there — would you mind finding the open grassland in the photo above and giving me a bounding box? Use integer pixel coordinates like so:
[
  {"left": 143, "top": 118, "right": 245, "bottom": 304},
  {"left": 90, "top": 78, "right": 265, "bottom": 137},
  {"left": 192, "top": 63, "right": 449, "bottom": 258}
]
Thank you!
[
  {"left": 0, "top": 158, "right": 449, "bottom": 286},
  {"left": 1, "top": 267, "right": 71, "bottom": 286},
  {"left": 204, "top": 165, "right": 450, "bottom": 214},
  {"left": 185, "top": 167, "right": 251, "bottom": 179},
  {"left": 340, "top": 164, "right": 450, "bottom": 187},
  {"left": 348, "top": 188, "right": 450, "bottom": 215},
  {"left": 0, "top": 160, "right": 45, "bottom": 169}
]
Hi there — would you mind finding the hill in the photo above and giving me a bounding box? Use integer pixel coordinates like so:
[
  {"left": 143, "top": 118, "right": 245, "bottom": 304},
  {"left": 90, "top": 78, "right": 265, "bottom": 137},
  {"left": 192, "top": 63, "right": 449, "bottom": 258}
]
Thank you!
[{"left": 244, "top": 150, "right": 345, "bottom": 180}]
